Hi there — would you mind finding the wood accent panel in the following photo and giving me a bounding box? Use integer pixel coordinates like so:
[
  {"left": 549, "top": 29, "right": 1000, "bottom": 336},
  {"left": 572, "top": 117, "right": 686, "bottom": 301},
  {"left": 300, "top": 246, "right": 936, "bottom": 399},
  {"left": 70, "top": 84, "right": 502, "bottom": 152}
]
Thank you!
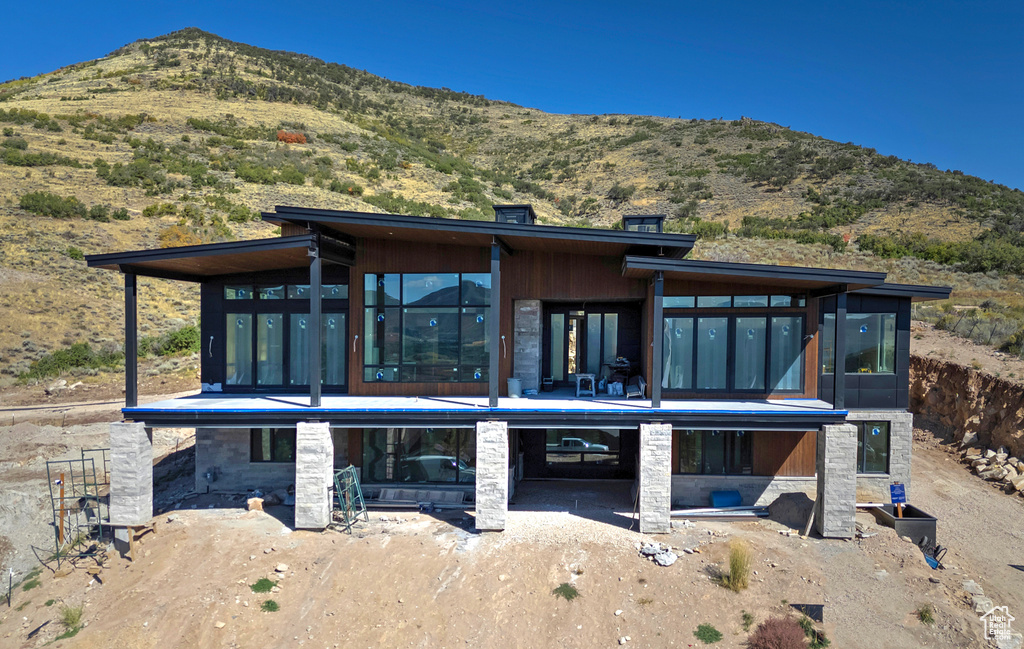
[
  {"left": 348, "top": 428, "right": 362, "bottom": 468},
  {"left": 348, "top": 239, "right": 489, "bottom": 397},
  {"left": 753, "top": 431, "right": 816, "bottom": 476}
]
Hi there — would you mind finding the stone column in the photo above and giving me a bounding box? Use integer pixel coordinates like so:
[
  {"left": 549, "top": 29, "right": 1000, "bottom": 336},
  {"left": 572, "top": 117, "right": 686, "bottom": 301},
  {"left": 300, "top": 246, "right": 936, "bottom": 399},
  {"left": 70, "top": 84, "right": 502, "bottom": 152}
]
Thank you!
[
  {"left": 639, "top": 423, "right": 672, "bottom": 534},
  {"left": 109, "top": 421, "right": 153, "bottom": 526},
  {"left": 475, "top": 420, "right": 509, "bottom": 531},
  {"left": 295, "top": 421, "right": 334, "bottom": 530},
  {"left": 815, "top": 423, "right": 857, "bottom": 539},
  {"left": 513, "top": 300, "right": 542, "bottom": 392}
]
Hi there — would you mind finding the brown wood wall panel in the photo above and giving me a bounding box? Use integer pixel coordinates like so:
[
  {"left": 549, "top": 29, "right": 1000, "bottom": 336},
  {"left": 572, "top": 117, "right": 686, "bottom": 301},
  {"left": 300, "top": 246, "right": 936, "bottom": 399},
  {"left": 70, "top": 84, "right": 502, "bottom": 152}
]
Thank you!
[
  {"left": 348, "top": 428, "right": 362, "bottom": 468},
  {"left": 752, "top": 431, "right": 816, "bottom": 476}
]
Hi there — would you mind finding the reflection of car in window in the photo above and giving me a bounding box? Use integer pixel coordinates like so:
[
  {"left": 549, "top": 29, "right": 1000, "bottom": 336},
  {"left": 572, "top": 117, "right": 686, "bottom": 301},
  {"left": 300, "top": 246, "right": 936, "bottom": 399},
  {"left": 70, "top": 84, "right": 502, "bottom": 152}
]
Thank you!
[
  {"left": 546, "top": 437, "right": 610, "bottom": 451},
  {"left": 398, "top": 455, "right": 476, "bottom": 483}
]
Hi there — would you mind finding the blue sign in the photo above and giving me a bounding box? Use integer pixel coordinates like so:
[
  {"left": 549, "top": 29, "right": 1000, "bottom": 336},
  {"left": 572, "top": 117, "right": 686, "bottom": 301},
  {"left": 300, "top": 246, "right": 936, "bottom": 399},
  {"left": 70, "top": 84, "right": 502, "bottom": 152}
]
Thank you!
[{"left": 890, "top": 483, "right": 907, "bottom": 504}]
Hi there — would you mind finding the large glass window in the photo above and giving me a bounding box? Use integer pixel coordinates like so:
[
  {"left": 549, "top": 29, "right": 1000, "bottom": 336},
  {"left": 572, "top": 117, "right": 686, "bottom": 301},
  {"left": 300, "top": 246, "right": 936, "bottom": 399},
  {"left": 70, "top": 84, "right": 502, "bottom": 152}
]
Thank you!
[
  {"left": 770, "top": 316, "right": 804, "bottom": 391},
  {"left": 361, "top": 428, "right": 476, "bottom": 484},
  {"left": 250, "top": 428, "right": 296, "bottom": 463},
  {"left": 226, "top": 313, "right": 252, "bottom": 386},
  {"left": 223, "top": 281, "right": 348, "bottom": 390},
  {"left": 662, "top": 317, "right": 694, "bottom": 390},
  {"left": 822, "top": 313, "right": 896, "bottom": 374},
  {"left": 662, "top": 313, "right": 805, "bottom": 393},
  {"left": 676, "top": 430, "right": 752, "bottom": 474},
  {"left": 857, "top": 422, "right": 890, "bottom": 473},
  {"left": 696, "top": 317, "right": 728, "bottom": 389},
  {"left": 545, "top": 429, "right": 621, "bottom": 467},
  {"left": 734, "top": 317, "right": 767, "bottom": 390},
  {"left": 365, "top": 273, "right": 489, "bottom": 382}
]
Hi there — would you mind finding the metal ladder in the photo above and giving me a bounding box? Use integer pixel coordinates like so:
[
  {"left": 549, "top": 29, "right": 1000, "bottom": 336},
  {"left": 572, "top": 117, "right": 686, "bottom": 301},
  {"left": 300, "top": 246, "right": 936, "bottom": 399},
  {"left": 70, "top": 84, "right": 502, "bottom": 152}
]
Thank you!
[{"left": 332, "top": 465, "right": 368, "bottom": 533}]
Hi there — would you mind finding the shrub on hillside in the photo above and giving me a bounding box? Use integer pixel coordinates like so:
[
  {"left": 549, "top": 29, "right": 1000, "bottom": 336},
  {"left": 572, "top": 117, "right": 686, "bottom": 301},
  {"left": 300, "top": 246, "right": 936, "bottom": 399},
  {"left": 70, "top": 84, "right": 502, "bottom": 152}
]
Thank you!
[
  {"left": 607, "top": 183, "right": 636, "bottom": 202},
  {"left": 276, "top": 130, "right": 307, "bottom": 144},
  {"left": 20, "top": 191, "right": 87, "bottom": 219},
  {"left": 746, "top": 617, "right": 807, "bottom": 649},
  {"left": 20, "top": 342, "right": 123, "bottom": 381}
]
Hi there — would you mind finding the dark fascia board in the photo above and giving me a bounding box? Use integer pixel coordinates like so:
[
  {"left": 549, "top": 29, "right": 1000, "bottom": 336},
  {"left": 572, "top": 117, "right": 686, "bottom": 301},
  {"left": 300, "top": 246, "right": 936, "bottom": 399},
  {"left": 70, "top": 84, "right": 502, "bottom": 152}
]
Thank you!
[
  {"left": 123, "top": 407, "right": 847, "bottom": 430},
  {"left": 85, "top": 235, "right": 317, "bottom": 280},
  {"left": 623, "top": 256, "right": 888, "bottom": 288},
  {"left": 852, "top": 282, "right": 952, "bottom": 302},
  {"left": 263, "top": 206, "right": 696, "bottom": 253}
]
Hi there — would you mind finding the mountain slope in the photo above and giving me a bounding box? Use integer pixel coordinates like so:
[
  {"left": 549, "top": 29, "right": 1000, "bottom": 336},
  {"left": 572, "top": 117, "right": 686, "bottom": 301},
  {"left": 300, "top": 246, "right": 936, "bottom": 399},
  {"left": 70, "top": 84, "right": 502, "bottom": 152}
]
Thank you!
[{"left": 0, "top": 27, "right": 1022, "bottom": 382}]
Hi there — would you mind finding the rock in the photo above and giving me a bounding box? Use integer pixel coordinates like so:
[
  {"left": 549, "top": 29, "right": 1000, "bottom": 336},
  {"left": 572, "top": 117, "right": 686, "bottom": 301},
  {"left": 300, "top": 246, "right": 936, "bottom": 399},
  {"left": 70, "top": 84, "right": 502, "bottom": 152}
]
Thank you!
[
  {"left": 1011, "top": 476, "right": 1024, "bottom": 492},
  {"left": 929, "top": 577, "right": 940, "bottom": 583},
  {"left": 247, "top": 498, "right": 264, "bottom": 512},
  {"left": 962, "top": 580, "right": 984, "bottom": 596},
  {"left": 973, "top": 595, "right": 994, "bottom": 614},
  {"left": 619, "top": 637, "right": 630, "bottom": 645},
  {"left": 996, "top": 453, "right": 1010, "bottom": 463},
  {"left": 1006, "top": 466, "right": 1020, "bottom": 481},
  {"left": 981, "top": 467, "right": 1009, "bottom": 481},
  {"left": 498, "top": 574, "right": 507, "bottom": 582},
  {"left": 653, "top": 551, "right": 678, "bottom": 567},
  {"left": 167, "top": 514, "right": 180, "bottom": 522},
  {"left": 996, "top": 633, "right": 1023, "bottom": 649},
  {"left": 961, "top": 431, "right": 979, "bottom": 447},
  {"left": 615, "top": 610, "right": 623, "bottom": 616},
  {"left": 971, "top": 459, "right": 989, "bottom": 468},
  {"left": 214, "top": 621, "right": 225, "bottom": 629},
  {"left": 985, "top": 449, "right": 997, "bottom": 459},
  {"left": 975, "top": 464, "right": 991, "bottom": 475},
  {"left": 965, "top": 447, "right": 983, "bottom": 458},
  {"left": 275, "top": 563, "right": 289, "bottom": 573}
]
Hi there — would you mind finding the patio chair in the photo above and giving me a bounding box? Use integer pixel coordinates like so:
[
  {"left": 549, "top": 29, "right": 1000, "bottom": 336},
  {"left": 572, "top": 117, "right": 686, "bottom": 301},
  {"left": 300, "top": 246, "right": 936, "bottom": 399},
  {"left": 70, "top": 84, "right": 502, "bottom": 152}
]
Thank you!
[{"left": 625, "top": 375, "right": 646, "bottom": 399}]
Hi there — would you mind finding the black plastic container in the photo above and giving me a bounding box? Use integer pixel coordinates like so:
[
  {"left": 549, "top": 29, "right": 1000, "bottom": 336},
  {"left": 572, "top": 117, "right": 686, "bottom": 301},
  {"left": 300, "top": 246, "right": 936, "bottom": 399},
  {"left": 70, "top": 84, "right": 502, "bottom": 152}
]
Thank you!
[{"left": 873, "top": 504, "right": 938, "bottom": 546}]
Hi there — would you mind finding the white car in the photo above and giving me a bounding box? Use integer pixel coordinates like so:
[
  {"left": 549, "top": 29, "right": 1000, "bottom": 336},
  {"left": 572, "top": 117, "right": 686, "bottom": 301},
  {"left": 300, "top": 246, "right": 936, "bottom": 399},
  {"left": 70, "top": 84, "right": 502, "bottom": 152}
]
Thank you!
[{"left": 547, "top": 437, "right": 610, "bottom": 452}]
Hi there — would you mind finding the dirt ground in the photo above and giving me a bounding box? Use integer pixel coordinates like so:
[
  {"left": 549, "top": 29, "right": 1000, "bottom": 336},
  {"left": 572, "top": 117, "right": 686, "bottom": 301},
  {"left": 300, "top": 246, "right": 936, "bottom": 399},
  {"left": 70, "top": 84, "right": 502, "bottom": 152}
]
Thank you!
[
  {"left": 912, "top": 320, "right": 1024, "bottom": 385},
  {"left": 0, "top": 423, "right": 1015, "bottom": 649}
]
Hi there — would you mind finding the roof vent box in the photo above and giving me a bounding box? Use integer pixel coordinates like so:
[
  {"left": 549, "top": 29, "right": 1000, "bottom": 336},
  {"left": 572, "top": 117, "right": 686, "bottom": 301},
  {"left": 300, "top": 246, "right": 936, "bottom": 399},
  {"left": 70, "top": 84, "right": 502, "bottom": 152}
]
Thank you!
[
  {"left": 622, "top": 214, "right": 665, "bottom": 233},
  {"left": 493, "top": 204, "right": 537, "bottom": 225}
]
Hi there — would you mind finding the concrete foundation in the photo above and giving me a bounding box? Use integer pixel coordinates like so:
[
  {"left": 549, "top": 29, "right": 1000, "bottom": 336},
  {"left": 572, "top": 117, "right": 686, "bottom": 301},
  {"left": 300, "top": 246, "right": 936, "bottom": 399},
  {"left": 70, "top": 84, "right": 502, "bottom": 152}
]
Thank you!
[
  {"left": 475, "top": 420, "right": 509, "bottom": 531},
  {"left": 295, "top": 422, "right": 334, "bottom": 529},
  {"left": 672, "top": 475, "right": 817, "bottom": 508},
  {"left": 110, "top": 421, "right": 153, "bottom": 526},
  {"left": 639, "top": 423, "right": 672, "bottom": 534},
  {"left": 815, "top": 423, "right": 858, "bottom": 539},
  {"left": 513, "top": 300, "right": 542, "bottom": 392}
]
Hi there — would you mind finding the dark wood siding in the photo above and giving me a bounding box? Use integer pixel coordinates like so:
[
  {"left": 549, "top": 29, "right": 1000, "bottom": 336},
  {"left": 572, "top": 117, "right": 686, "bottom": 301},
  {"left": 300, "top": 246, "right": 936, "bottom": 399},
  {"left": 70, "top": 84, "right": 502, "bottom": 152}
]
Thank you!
[{"left": 752, "top": 431, "right": 816, "bottom": 476}]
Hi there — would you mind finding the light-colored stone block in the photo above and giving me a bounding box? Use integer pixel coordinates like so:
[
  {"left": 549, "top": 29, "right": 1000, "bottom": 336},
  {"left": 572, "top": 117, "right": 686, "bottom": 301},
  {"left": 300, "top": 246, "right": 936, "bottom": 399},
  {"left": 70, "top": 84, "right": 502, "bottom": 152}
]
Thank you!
[
  {"left": 639, "top": 423, "right": 672, "bottom": 534},
  {"left": 109, "top": 421, "right": 153, "bottom": 526},
  {"left": 513, "top": 300, "right": 542, "bottom": 392},
  {"left": 475, "top": 421, "right": 509, "bottom": 531},
  {"left": 294, "top": 422, "right": 333, "bottom": 530},
  {"left": 815, "top": 423, "right": 857, "bottom": 538}
]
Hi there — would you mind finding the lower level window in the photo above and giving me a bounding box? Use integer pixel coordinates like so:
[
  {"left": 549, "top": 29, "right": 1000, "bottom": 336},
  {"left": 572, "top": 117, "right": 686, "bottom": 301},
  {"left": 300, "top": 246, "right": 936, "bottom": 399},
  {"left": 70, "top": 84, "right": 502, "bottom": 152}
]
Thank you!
[
  {"left": 362, "top": 428, "right": 476, "bottom": 484},
  {"left": 677, "top": 430, "right": 752, "bottom": 474},
  {"left": 250, "top": 428, "right": 296, "bottom": 463},
  {"left": 857, "top": 422, "right": 890, "bottom": 473}
]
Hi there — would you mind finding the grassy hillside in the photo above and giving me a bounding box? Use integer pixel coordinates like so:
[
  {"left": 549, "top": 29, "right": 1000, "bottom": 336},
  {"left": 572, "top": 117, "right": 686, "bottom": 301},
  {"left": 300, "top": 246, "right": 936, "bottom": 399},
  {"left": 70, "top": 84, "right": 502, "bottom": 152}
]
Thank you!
[{"left": 1, "top": 27, "right": 1023, "bottom": 384}]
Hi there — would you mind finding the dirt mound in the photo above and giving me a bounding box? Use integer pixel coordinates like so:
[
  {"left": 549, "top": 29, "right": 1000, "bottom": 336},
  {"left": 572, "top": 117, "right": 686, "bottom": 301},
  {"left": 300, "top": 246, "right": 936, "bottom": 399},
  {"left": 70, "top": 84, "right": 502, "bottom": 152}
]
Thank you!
[{"left": 766, "top": 492, "right": 813, "bottom": 530}]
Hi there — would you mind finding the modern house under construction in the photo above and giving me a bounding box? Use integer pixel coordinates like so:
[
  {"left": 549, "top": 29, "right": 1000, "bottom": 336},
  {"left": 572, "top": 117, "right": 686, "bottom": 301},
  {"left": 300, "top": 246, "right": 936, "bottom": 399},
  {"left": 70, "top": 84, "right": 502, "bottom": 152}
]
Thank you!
[{"left": 87, "top": 204, "right": 950, "bottom": 536}]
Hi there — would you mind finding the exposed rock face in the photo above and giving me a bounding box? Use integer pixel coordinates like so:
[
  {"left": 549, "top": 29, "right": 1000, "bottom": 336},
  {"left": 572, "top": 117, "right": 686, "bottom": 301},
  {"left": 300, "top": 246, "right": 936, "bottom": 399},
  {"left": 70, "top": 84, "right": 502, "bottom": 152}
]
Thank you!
[{"left": 910, "top": 356, "right": 1024, "bottom": 457}]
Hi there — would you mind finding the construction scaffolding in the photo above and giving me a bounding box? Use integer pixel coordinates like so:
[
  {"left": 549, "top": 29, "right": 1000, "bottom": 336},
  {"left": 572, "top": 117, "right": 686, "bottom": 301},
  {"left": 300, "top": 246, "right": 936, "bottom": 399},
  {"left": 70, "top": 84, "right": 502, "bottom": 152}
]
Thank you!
[
  {"left": 332, "top": 465, "right": 368, "bottom": 534},
  {"left": 45, "top": 452, "right": 110, "bottom": 566}
]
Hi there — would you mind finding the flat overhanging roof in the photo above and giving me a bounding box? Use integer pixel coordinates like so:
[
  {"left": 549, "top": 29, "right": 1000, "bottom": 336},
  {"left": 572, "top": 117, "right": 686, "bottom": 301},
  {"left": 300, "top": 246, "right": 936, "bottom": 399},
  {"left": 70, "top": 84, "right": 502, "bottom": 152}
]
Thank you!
[
  {"left": 85, "top": 234, "right": 352, "bottom": 282},
  {"left": 852, "top": 282, "right": 952, "bottom": 302},
  {"left": 622, "top": 256, "right": 888, "bottom": 291},
  {"left": 123, "top": 394, "right": 847, "bottom": 429},
  {"left": 264, "top": 206, "right": 696, "bottom": 258}
]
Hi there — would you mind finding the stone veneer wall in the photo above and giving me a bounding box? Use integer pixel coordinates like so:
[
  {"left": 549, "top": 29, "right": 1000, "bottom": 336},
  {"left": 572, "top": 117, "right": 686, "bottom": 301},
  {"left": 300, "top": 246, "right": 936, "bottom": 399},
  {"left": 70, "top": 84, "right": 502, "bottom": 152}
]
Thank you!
[
  {"left": 295, "top": 422, "right": 333, "bottom": 529},
  {"left": 110, "top": 422, "right": 153, "bottom": 526},
  {"left": 513, "top": 300, "right": 542, "bottom": 392},
  {"left": 639, "top": 423, "right": 672, "bottom": 533},
  {"left": 195, "top": 428, "right": 295, "bottom": 493},
  {"left": 671, "top": 475, "right": 817, "bottom": 508},
  {"left": 815, "top": 423, "right": 857, "bottom": 539},
  {"left": 845, "top": 410, "right": 913, "bottom": 500},
  {"left": 475, "top": 421, "right": 509, "bottom": 531}
]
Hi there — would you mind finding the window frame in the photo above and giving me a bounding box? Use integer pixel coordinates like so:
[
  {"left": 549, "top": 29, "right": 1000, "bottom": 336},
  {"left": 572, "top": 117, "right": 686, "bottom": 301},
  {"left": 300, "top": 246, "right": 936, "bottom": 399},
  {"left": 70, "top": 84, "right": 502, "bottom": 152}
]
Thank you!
[
  {"left": 221, "top": 280, "right": 349, "bottom": 393},
  {"left": 856, "top": 421, "right": 891, "bottom": 474},
  {"left": 821, "top": 311, "right": 898, "bottom": 376},
  {"left": 675, "top": 429, "right": 753, "bottom": 475},
  {"left": 363, "top": 273, "right": 490, "bottom": 383},
  {"left": 661, "top": 297, "right": 807, "bottom": 395},
  {"left": 249, "top": 428, "right": 297, "bottom": 463}
]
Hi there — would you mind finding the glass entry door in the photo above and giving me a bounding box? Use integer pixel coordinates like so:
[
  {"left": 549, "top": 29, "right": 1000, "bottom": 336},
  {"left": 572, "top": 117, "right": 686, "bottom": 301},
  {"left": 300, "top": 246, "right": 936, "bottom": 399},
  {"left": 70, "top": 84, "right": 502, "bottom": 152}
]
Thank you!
[{"left": 544, "top": 303, "right": 640, "bottom": 386}]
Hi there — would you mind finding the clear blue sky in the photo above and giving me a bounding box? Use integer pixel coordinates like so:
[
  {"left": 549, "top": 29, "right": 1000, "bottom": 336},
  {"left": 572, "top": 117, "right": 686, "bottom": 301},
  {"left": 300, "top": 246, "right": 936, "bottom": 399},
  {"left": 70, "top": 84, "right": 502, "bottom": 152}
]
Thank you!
[{"left": 4, "top": 1, "right": 1022, "bottom": 190}]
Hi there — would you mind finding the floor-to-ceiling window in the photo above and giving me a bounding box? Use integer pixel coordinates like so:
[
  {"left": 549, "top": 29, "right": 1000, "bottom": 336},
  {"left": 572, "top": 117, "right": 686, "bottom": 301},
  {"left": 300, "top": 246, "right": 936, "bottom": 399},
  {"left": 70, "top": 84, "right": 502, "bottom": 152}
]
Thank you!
[{"left": 361, "top": 428, "right": 476, "bottom": 484}]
